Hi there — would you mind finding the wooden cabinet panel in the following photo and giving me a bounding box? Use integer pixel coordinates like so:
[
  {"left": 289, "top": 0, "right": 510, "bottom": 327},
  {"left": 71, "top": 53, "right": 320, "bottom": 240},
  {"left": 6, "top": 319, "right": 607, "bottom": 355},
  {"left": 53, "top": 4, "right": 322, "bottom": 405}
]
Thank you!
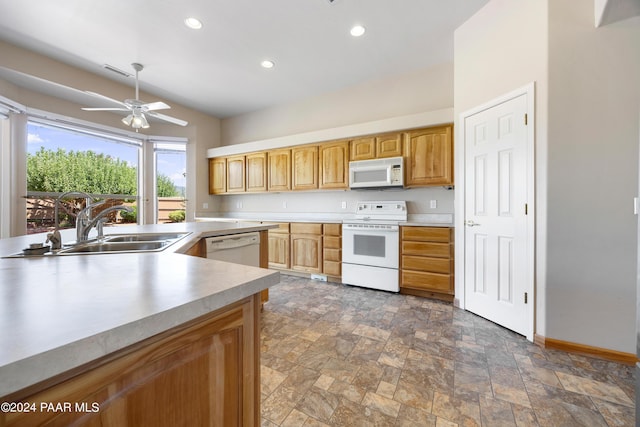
[
  {"left": 226, "top": 155, "right": 246, "bottom": 193},
  {"left": 319, "top": 141, "right": 349, "bottom": 189},
  {"left": 209, "top": 158, "right": 227, "bottom": 194},
  {"left": 266, "top": 222, "right": 290, "bottom": 234},
  {"left": 290, "top": 234, "right": 322, "bottom": 273},
  {"left": 323, "top": 260, "right": 341, "bottom": 277},
  {"left": 292, "top": 146, "right": 318, "bottom": 190},
  {"left": 268, "top": 233, "right": 290, "bottom": 269},
  {"left": 246, "top": 152, "right": 267, "bottom": 192},
  {"left": 3, "top": 296, "right": 261, "bottom": 427},
  {"left": 323, "top": 223, "right": 342, "bottom": 236},
  {"left": 323, "top": 236, "right": 341, "bottom": 249},
  {"left": 404, "top": 125, "right": 453, "bottom": 187},
  {"left": 350, "top": 137, "right": 375, "bottom": 161},
  {"left": 323, "top": 248, "right": 341, "bottom": 262},
  {"left": 290, "top": 223, "right": 322, "bottom": 235},
  {"left": 267, "top": 149, "right": 291, "bottom": 192},
  {"left": 401, "top": 227, "right": 451, "bottom": 243},
  {"left": 400, "top": 225, "right": 454, "bottom": 300},
  {"left": 376, "top": 132, "right": 403, "bottom": 158}
]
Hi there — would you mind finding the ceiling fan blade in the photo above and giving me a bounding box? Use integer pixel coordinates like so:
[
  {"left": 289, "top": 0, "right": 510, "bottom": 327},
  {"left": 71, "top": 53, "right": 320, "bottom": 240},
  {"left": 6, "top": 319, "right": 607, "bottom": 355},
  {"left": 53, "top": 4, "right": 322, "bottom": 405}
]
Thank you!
[
  {"left": 146, "top": 111, "right": 188, "bottom": 126},
  {"left": 81, "top": 107, "right": 129, "bottom": 111},
  {"left": 84, "top": 90, "right": 129, "bottom": 108},
  {"left": 142, "top": 101, "right": 170, "bottom": 111}
]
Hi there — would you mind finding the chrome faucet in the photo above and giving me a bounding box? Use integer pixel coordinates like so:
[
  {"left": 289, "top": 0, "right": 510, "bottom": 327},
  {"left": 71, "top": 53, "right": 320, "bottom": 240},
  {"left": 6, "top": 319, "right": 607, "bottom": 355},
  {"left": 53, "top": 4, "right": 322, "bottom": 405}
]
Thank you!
[
  {"left": 48, "top": 191, "right": 97, "bottom": 249},
  {"left": 76, "top": 204, "right": 133, "bottom": 243}
]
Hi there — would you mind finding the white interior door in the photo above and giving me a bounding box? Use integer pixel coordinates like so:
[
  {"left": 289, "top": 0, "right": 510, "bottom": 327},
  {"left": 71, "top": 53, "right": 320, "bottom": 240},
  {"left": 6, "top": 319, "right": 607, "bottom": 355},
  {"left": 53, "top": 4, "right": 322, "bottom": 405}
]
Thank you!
[{"left": 464, "top": 94, "right": 530, "bottom": 336}]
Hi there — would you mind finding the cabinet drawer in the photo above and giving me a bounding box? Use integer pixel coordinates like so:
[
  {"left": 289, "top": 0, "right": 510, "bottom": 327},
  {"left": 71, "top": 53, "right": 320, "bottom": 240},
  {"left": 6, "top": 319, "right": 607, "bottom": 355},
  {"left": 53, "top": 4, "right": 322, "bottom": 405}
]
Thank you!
[
  {"left": 290, "top": 223, "right": 322, "bottom": 234},
  {"left": 323, "top": 248, "right": 341, "bottom": 262},
  {"left": 323, "top": 223, "right": 342, "bottom": 236},
  {"left": 323, "top": 260, "right": 341, "bottom": 277},
  {"left": 401, "top": 227, "right": 451, "bottom": 242},
  {"left": 401, "top": 271, "right": 453, "bottom": 293},
  {"left": 402, "top": 255, "right": 451, "bottom": 274},
  {"left": 323, "top": 236, "right": 341, "bottom": 249},
  {"left": 402, "top": 241, "right": 451, "bottom": 258},
  {"left": 266, "top": 222, "right": 290, "bottom": 234}
]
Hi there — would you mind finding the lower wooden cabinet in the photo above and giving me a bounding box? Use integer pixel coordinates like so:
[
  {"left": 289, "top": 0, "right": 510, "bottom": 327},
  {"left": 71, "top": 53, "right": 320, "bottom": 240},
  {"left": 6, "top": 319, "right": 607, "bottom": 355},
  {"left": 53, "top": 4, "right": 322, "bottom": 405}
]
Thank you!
[
  {"left": 2, "top": 294, "right": 262, "bottom": 427},
  {"left": 267, "top": 223, "right": 290, "bottom": 269},
  {"left": 400, "top": 226, "right": 454, "bottom": 302},
  {"left": 322, "top": 223, "right": 342, "bottom": 279},
  {"left": 290, "top": 223, "right": 322, "bottom": 274}
]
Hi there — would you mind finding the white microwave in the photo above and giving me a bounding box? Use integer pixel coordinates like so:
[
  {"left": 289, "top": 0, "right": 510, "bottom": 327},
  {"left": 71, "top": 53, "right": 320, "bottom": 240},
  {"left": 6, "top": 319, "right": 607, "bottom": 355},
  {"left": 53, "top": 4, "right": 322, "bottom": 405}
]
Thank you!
[{"left": 348, "top": 156, "right": 404, "bottom": 189}]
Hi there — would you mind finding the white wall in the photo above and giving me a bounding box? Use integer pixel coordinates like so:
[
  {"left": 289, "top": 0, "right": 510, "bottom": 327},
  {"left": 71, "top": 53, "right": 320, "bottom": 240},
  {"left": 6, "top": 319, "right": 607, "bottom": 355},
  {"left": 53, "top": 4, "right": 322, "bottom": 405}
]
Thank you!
[
  {"left": 454, "top": 0, "right": 549, "bottom": 336},
  {"left": 455, "top": 0, "right": 640, "bottom": 353},
  {"left": 546, "top": 0, "right": 639, "bottom": 352}
]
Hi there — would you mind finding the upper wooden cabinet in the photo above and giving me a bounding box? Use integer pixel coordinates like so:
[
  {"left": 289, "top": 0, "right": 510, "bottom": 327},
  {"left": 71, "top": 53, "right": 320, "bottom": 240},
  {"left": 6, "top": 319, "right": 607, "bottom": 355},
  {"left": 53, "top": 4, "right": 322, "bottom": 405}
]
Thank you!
[
  {"left": 246, "top": 152, "right": 267, "bottom": 192},
  {"left": 292, "top": 145, "right": 318, "bottom": 191},
  {"left": 268, "top": 149, "right": 291, "bottom": 192},
  {"left": 319, "top": 140, "right": 349, "bottom": 189},
  {"left": 404, "top": 125, "right": 453, "bottom": 187},
  {"left": 226, "top": 155, "right": 246, "bottom": 193},
  {"left": 209, "top": 158, "right": 226, "bottom": 194},
  {"left": 350, "top": 132, "right": 403, "bottom": 161}
]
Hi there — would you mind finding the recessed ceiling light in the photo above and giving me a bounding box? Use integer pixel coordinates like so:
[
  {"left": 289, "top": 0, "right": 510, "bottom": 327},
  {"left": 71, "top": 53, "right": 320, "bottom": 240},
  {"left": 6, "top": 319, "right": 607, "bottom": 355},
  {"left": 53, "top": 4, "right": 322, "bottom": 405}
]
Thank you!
[
  {"left": 261, "top": 60, "right": 275, "bottom": 69},
  {"left": 184, "top": 17, "right": 203, "bottom": 30},
  {"left": 350, "top": 25, "right": 366, "bottom": 37}
]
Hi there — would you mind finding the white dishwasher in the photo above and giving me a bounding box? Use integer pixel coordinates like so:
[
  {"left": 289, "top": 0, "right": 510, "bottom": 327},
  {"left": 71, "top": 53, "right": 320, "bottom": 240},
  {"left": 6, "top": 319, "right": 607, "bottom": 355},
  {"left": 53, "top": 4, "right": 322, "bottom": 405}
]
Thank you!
[{"left": 205, "top": 232, "right": 261, "bottom": 267}]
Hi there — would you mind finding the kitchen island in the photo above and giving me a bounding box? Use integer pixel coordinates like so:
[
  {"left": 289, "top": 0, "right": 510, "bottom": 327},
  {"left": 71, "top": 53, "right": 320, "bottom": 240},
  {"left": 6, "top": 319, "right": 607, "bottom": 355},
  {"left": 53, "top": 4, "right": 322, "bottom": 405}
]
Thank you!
[{"left": 0, "top": 221, "right": 279, "bottom": 426}]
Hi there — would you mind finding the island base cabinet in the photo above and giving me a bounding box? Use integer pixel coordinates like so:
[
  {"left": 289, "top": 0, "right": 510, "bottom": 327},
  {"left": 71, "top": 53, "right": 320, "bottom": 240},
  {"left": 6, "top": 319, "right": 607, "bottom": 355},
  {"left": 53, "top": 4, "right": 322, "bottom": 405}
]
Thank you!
[{"left": 1, "top": 294, "right": 261, "bottom": 427}]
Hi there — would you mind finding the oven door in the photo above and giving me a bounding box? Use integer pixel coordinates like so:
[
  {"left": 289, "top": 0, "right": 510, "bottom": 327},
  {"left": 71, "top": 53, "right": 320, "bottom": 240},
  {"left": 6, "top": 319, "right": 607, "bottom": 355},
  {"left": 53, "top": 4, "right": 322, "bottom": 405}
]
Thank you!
[{"left": 342, "top": 223, "right": 399, "bottom": 269}]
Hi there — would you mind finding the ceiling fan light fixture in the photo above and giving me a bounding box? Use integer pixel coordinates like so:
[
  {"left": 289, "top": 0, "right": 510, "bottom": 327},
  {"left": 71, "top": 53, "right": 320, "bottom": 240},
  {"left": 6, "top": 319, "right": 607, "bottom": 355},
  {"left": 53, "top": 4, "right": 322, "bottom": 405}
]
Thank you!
[
  {"left": 184, "top": 17, "right": 203, "bottom": 30},
  {"left": 122, "top": 114, "right": 134, "bottom": 126}
]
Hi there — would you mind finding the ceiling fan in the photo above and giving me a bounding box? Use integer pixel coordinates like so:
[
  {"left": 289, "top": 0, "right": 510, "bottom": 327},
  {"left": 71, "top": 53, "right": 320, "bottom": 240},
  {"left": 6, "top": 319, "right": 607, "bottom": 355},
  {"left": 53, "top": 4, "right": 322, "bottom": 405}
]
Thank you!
[{"left": 82, "top": 63, "right": 188, "bottom": 130}]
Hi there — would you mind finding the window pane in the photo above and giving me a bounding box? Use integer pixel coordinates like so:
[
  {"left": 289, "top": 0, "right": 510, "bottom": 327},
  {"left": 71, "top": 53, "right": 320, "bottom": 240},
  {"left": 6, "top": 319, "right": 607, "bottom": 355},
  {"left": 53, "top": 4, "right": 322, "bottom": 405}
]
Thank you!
[
  {"left": 26, "top": 122, "right": 140, "bottom": 234},
  {"left": 156, "top": 143, "right": 186, "bottom": 224}
]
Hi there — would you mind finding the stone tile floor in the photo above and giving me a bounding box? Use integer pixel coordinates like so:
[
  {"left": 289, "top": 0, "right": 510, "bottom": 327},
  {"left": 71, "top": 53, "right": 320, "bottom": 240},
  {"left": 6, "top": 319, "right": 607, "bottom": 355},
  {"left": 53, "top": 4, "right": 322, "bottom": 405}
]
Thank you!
[{"left": 260, "top": 275, "right": 635, "bottom": 426}]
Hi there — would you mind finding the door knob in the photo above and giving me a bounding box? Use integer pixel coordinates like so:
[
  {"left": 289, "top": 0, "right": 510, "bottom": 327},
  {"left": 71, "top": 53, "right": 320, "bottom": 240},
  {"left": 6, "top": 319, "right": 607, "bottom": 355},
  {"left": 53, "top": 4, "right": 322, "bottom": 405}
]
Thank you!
[{"left": 465, "top": 220, "right": 480, "bottom": 227}]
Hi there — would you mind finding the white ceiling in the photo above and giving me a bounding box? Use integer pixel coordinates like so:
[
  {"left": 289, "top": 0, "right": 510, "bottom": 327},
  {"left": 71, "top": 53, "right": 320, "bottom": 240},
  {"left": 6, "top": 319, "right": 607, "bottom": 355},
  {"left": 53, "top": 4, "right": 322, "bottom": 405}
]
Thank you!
[{"left": 0, "top": 0, "right": 489, "bottom": 118}]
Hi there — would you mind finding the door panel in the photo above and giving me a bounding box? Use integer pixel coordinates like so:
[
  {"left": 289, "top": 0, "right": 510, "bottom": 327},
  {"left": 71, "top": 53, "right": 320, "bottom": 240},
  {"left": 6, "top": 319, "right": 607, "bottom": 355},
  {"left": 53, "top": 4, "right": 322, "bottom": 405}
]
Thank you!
[{"left": 464, "top": 94, "right": 529, "bottom": 336}]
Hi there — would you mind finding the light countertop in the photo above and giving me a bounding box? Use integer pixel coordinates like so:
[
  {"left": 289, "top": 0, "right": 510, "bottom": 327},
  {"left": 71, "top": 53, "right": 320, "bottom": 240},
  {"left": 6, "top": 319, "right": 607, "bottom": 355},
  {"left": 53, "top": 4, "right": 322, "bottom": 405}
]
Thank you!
[
  {"left": 0, "top": 221, "right": 279, "bottom": 397},
  {"left": 196, "top": 213, "right": 454, "bottom": 227}
]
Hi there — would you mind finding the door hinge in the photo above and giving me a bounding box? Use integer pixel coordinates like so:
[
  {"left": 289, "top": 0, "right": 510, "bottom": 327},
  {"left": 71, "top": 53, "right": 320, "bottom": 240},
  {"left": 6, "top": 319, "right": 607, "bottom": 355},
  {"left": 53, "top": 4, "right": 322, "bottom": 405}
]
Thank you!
[
  {"left": 525, "top": 203, "right": 528, "bottom": 215},
  {"left": 524, "top": 113, "right": 528, "bottom": 125},
  {"left": 524, "top": 292, "right": 528, "bottom": 304}
]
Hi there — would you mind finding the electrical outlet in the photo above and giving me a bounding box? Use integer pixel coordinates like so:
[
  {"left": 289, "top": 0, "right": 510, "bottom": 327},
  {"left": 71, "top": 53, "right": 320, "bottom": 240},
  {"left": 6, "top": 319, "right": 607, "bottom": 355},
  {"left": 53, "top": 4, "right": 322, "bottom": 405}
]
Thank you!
[
  {"left": 202, "top": 202, "right": 209, "bottom": 209},
  {"left": 236, "top": 201, "right": 242, "bottom": 209},
  {"left": 283, "top": 201, "right": 287, "bottom": 209},
  {"left": 341, "top": 201, "right": 347, "bottom": 209},
  {"left": 430, "top": 200, "right": 437, "bottom": 209}
]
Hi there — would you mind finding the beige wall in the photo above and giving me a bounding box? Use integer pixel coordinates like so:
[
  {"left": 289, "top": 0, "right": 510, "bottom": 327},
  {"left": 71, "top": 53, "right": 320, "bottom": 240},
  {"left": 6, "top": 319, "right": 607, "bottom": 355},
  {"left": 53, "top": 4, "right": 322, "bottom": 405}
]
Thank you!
[
  {"left": 455, "top": 0, "right": 640, "bottom": 353},
  {"left": 0, "top": 41, "right": 222, "bottom": 220}
]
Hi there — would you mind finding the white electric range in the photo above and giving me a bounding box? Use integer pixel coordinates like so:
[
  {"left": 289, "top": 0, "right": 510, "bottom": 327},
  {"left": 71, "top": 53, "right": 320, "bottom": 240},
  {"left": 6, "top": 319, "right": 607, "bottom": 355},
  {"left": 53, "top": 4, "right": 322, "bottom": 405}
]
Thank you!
[{"left": 341, "top": 201, "right": 407, "bottom": 292}]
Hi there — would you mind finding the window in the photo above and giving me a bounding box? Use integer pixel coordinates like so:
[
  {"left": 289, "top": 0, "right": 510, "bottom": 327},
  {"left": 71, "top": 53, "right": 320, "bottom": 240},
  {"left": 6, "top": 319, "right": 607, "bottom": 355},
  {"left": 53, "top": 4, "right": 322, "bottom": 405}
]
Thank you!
[{"left": 155, "top": 142, "right": 186, "bottom": 224}]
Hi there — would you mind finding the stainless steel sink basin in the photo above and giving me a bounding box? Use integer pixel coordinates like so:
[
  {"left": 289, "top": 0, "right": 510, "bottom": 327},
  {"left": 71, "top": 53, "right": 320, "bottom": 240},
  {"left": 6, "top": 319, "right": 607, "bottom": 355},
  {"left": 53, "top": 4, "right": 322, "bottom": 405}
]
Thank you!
[
  {"left": 58, "top": 241, "right": 169, "bottom": 254},
  {"left": 103, "top": 232, "right": 188, "bottom": 242}
]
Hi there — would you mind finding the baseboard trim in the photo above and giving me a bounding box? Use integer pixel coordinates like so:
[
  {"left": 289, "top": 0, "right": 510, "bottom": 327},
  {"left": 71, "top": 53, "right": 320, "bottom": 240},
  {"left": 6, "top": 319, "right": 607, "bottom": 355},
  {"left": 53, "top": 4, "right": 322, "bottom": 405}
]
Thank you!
[{"left": 535, "top": 334, "right": 638, "bottom": 365}]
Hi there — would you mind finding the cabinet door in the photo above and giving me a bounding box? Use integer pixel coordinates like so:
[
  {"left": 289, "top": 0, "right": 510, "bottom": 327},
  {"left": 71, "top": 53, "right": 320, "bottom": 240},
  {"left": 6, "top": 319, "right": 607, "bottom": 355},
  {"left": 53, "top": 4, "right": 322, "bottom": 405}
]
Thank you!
[
  {"left": 291, "top": 146, "right": 318, "bottom": 190},
  {"left": 404, "top": 125, "right": 453, "bottom": 186},
  {"left": 246, "top": 152, "right": 267, "bottom": 192},
  {"left": 209, "top": 158, "right": 227, "bottom": 194},
  {"left": 376, "top": 132, "right": 403, "bottom": 158},
  {"left": 319, "top": 141, "right": 349, "bottom": 189},
  {"left": 268, "top": 149, "right": 291, "bottom": 192},
  {"left": 226, "top": 155, "right": 246, "bottom": 193},
  {"left": 290, "top": 234, "right": 322, "bottom": 273},
  {"left": 268, "top": 233, "right": 290, "bottom": 269},
  {"left": 350, "top": 137, "right": 376, "bottom": 161}
]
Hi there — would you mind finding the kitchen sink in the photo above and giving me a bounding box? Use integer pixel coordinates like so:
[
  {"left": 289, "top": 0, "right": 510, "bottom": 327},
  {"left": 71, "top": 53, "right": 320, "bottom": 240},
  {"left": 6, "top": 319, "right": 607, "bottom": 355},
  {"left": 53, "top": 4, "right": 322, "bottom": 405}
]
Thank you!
[
  {"left": 58, "top": 241, "right": 169, "bottom": 254},
  {"left": 3, "top": 232, "right": 190, "bottom": 257}
]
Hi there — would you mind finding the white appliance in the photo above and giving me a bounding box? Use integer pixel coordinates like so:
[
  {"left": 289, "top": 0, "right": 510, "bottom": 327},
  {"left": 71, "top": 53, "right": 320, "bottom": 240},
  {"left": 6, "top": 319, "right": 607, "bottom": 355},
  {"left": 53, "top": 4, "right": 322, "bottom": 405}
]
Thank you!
[
  {"left": 342, "top": 201, "right": 407, "bottom": 292},
  {"left": 348, "top": 157, "right": 404, "bottom": 189},
  {"left": 205, "top": 232, "right": 260, "bottom": 267}
]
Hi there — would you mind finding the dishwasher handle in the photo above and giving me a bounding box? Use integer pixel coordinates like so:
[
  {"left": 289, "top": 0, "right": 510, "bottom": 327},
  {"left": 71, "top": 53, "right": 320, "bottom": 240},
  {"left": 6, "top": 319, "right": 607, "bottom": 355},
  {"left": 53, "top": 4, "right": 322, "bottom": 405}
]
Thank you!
[{"left": 206, "top": 233, "right": 260, "bottom": 251}]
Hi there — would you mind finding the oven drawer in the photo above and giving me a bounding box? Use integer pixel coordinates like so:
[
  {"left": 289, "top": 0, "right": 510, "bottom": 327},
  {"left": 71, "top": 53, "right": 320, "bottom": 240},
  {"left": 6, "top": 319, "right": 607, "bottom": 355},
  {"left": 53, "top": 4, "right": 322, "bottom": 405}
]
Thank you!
[
  {"left": 402, "top": 255, "right": 451, "bottom": 274},
  {"left": 401, "top": 241, "right": 451, "bottom": 258},
  {"left": 401, "top": 270, "right": 452, "bottom": 293}
]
